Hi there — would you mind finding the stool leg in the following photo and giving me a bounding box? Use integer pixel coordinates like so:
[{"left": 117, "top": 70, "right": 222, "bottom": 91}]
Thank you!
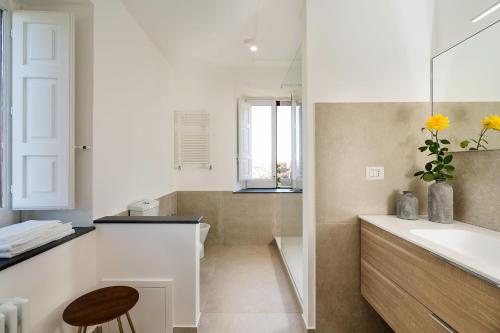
[
  {"left": 117, "top": 316, "right": 124, "bottom": 333},
  {"left": 77, "top": 328, "right": 82, "bottom": 333},
  {"left": 125, "top": 312, "right": 136, "bottom": 333},
  {"left": 82, "top": 327, "right": 87, "bottom": 333}
]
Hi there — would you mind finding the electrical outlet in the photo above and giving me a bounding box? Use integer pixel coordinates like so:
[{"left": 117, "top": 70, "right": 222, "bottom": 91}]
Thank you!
[{"left": 366, "top": 167, "right": 384, "bottom": 180}]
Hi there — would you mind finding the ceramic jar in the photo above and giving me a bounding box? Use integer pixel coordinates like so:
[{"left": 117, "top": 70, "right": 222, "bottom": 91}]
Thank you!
[{"left": 396, "top": 191, "right": 419, "bottom": 220}]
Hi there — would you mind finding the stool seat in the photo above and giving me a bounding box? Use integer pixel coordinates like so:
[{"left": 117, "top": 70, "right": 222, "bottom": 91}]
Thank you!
[{"left": 63, "top": 286, "right": 139, "bottom": 327}]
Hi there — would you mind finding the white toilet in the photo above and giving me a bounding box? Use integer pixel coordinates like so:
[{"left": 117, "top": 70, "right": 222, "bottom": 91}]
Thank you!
[
  {"left": 128, "top": 199, "right": 160, "bottom": 216},
  {"left": 199, "top": 223, "right": 210, "bottom": 259}
]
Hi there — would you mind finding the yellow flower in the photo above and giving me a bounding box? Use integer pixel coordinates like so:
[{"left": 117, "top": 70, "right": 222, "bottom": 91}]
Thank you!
[
  {"left": 426, "top": 114, "right": 449, "bottom": 131},
  {"left": 482, "top": 114, "right": 500, "bottom": 131}
]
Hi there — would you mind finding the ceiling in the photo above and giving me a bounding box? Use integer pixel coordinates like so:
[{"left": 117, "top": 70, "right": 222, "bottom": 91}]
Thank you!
[{"left": 119, "top": 0, "right": 304, "bottom": 67}]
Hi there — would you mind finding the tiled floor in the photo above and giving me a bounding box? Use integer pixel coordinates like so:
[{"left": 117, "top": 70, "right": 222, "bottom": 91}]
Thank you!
[{"left": 199, "top": 244, "right": 304, "bottom": 333}]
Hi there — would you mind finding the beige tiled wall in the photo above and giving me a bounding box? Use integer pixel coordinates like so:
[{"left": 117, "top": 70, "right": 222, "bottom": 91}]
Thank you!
[
  {"left": 177, "top": 191, "right": 302, "bottom": 245},
  {"left": 452, "top": 150, "right": 500, "bottom": 231},
  {"left": 315, "top": 102, "right": 430, "bottom": 332},
  {"left": 158, "top": 192, "right": 178, "bottom": 216}
]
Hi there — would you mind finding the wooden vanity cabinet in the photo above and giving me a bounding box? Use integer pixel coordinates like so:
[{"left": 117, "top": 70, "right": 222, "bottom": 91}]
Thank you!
[{"left": 361, "top": 220, "right": 500, "bottom": 333}]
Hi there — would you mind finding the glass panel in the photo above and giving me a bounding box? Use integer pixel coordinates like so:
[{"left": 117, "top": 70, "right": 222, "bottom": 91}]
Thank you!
[
  {"left": 280, "top": 46, "right": 303, "bottom": 301},
  {"left": 277, "top": 104, "right": 292, "bottom": 187},
  {"left": 250, "top": 105, "right": 272, "bottom": 179}
]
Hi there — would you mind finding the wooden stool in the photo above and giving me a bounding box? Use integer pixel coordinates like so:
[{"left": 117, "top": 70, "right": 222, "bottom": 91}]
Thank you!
[{"left": 63, "top": 286, "right": 139, "bottom": 333}]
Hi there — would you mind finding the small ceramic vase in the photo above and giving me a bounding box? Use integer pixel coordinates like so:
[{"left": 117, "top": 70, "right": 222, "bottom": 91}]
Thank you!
[{"left": 396, "top": 191, "right": 419, "bottom": 220}]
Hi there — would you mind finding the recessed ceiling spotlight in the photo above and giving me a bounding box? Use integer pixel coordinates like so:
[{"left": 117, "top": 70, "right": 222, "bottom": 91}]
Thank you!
[
  {"left": 244, "top": 38, "right": 258, "bottom": 52},
  {"left": 471, "top": 1, "right": 500, "bottom": 23}
]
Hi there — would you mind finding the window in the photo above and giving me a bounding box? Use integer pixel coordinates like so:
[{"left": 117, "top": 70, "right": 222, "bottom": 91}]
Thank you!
[
  {"left": 0, "top": 9, "right": 5, "bottom": 207},
  {"left": 238, "top": 98, "right": 302, "bottom": 189}
]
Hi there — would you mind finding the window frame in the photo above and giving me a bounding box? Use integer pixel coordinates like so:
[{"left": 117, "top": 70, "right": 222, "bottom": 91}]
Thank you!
[{"left": 0, "top": 2, "right": 12, "bottom": 209}]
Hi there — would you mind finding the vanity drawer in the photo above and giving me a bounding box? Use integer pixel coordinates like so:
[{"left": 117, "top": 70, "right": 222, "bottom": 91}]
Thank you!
[
  {"left": 361, "top": 221, "right": 500, "bottom": 333},
  {"left": 361, "top": 259, "right": 450, "bottom": 333}
]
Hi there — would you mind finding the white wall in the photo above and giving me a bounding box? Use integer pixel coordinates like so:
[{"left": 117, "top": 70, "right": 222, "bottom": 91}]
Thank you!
[
  {"left": 97, "top": 223, "right": 199, "bottom": 328},
  {"left": 90, "top": 0, "right": 175, "bottom": 218},
  {"left": 20, "top": 1, "right": 94, "bottom": 227},
  {"left": 0, "top": 231, "right": 97, "bottom": 333},
  {"left": 306, "top": 0, "right": 433, "bottom": 104},
  {"left": 433, "top": 0, "right": 500, "bottom": 56},
  {"left": 171, "top": 60, "right": 289, "bottom": 191}
]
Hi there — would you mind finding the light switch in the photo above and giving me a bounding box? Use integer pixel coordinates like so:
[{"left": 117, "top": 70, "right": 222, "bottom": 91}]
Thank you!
[{"left": 366, "top": 167, "right": 384, "bottom": 180}]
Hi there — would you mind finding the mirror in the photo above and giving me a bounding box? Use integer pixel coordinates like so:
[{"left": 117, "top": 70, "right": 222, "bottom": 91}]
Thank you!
[{"left": 432, "top": 21, "right": 500, "bottom": 152}]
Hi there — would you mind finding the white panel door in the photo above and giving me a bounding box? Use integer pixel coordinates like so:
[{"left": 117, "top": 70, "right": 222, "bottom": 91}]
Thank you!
[
  {"left": 237, "top": 98, "right": 251, "bottom": 181},
  {"left": 12, "top": 11, "right": 74, "bottom": 209},
  {"left": 101, "top": 279, "right": 173, "bottom": 333}
]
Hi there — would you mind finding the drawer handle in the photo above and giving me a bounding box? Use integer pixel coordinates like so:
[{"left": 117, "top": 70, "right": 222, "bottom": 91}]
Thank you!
[
  {"left": 428, "top": 251, "right": 500, "bottom": 288},
  {"left": 429, "top": 313, "right": 457, "bottom": 333}
]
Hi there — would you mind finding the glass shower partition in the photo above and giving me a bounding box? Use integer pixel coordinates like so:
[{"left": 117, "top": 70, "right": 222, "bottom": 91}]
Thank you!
[{"left": 278, "top": 46, "right": 303, "bottom": 300}]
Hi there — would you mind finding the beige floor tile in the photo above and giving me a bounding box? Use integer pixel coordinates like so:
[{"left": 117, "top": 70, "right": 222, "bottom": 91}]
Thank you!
[
  {"left": 199, "top": 313, "right": 304, "bottom": 333},
  {"left": 199, "top": 244, "right": 303, "bottom": 332},
  {"left": 202, "top": 245, "right": 300, "bottom": 314}
]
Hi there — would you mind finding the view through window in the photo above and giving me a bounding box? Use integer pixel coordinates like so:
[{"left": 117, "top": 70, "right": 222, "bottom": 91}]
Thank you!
[{"left": 250, "top": 105, "right": 273, "bottom": 180}]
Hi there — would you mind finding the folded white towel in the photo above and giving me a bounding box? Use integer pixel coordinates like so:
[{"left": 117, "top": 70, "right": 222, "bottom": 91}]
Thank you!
[
  {"left": 0, "top": 223, "right": 72, "bottom": 252},
  {"left": 0, "top": 227, "right": 75, "bottom": 258},
  {"left": 0, "top": 220, "right": 62, "bottom": 243}
]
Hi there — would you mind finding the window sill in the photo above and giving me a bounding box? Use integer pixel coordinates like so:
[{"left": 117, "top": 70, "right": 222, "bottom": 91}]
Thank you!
[{"left": 233, "top": 188, "right": 302, "bottom": 194}]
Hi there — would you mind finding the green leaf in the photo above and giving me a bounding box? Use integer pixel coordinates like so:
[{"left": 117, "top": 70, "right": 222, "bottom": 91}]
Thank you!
[
  {"left": 425, "top": 139, "right": 435, "bottom": 146},
  {"left": 460, "top": 140, "right": 470, "bottom": 149},
  {"left": 441, "top": 148, "right": 449, "bottom": 152},
  {"left": 437, "top": 155, "right": 443, "bottom": 162},
  {"left": 429, "top": 145, "right": 439, "bottom": 154},
  {"left": 423, "top": 173, "right": 435, "bottom": 182},
  {"left": 440, "top": 139, "right": 451, "bottom": 145},
  {"left": 445, "top": 165, "right": 455, "bottom": 172},
  {"left": 444, "top": 174, "right": 454, "bottom": 180},
  {"left": 414, "top": 171, "right": 425, "bottom": 177},
  {"left": 425, "top": 162, "right": 433, "bottom": 171},
  {"left": 443, "top": 155, "right": 453, "bottom": 164},
  {"left": 433, "top": 165, "right": 444, "bottom": 172},
  {"left": 418, "top": 146, "right": 428, "bottom": 152}
]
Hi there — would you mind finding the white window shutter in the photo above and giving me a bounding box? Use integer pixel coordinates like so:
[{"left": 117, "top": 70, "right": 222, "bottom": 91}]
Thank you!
[
  {"left": 237, "top": 98, "right": 251, "bottom": 181},
  {"left": 174, "top": 111, "right": 210, "bottom": 169},
  {"left": 11, "top": 11, "right": 75, "bottom": 210}
]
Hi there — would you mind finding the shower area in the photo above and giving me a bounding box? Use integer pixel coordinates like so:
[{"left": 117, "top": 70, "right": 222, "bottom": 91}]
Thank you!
[{"left": 276, "top": 46, "right": 304, "bottom": 301}]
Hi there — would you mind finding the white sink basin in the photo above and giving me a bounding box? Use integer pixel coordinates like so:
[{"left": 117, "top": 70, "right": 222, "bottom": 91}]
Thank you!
[{"left": 410, "top": 229, "right": 500, "bottom": 266}]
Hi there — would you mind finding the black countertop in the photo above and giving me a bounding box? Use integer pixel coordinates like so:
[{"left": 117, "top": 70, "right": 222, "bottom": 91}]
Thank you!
[
  {"left": 0, "top": 227, "right": 95, "bottom": 272},
  {"left": 94, "top": 216, "right": 203, "bottom": 224}
]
